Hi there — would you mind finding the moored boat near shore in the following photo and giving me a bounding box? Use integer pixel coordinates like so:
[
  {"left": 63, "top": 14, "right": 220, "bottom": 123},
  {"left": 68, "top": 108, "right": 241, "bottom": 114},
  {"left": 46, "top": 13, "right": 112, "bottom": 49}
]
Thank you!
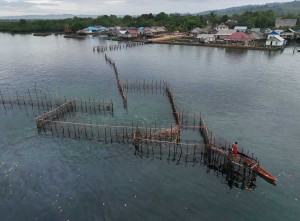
[
  {"left": 33, "top": 33, "right": 51, "bottom": 37},
  {"left": 63, "top": 34, "right": 86, "bottom": 39}
]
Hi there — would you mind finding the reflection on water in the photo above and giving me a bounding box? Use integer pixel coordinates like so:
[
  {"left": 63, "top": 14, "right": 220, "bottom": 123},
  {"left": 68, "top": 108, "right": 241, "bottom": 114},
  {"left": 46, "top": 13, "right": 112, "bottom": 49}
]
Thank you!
[
  {"left": 1, "top": 33, "right": 300, "bottom": 221},
  {"left": 224, "top": 48, "right": 248, "bottom": 57}
]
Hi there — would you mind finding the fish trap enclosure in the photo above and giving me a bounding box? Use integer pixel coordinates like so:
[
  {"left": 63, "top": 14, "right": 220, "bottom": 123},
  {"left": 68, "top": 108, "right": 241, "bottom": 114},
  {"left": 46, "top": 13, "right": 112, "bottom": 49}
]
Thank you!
[{"left": 0, "top": 49, "right": 277, "bottom": 192}]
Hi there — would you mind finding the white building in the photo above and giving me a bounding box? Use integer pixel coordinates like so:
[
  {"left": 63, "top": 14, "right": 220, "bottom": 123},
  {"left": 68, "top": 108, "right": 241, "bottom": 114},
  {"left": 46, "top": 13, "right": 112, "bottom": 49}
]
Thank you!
[
  {"left": 197, "top": 34, "right": 215, "bottom": 43},
  {"left": 266, "top": 35, "right": 286, "bottom": 47},
  {"left": 215, "top": 23, "right": 228, "bottom": 31},
  {"left": 234, "top": 26, "right": 248, "bottom": 32}
]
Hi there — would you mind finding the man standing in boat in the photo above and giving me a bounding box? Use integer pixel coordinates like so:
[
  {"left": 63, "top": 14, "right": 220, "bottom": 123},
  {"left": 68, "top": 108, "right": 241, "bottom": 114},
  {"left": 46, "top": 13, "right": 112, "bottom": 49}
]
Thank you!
[{"left": 232, "top": 142, "right": 238, "bottom": 156}]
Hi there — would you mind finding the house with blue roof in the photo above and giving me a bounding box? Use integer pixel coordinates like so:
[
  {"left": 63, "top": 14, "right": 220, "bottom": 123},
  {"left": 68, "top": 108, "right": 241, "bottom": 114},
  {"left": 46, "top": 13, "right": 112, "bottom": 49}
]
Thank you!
[{"left": 77, "top": 26, "right": 108, "bottom": 34}]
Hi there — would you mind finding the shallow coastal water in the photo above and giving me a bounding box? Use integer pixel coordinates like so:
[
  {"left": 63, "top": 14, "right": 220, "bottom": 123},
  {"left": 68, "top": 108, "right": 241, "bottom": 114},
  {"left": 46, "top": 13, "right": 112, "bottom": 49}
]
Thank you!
[{"left": 0, "top": 33, "right": 300, "bottom": 221}]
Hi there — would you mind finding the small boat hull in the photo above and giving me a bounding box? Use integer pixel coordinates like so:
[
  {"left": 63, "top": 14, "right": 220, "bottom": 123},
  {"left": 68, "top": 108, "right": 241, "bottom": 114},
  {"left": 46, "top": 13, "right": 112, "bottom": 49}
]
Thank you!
[
  {"left": 209, "top": 146, "right": 277, "bottom": 183},
  {"left": 243, "top": 157, "right": 277, "bottom": 182}
]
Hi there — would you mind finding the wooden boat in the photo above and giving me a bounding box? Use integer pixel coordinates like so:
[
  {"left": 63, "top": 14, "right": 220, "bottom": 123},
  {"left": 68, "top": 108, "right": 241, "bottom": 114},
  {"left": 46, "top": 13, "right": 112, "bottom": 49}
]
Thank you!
[
  {"left": 242, "top": 157, "right": 277, "bottom": 182},
  {"left": 210, "top": 145, "right": 277, "bottom": 182},
  {"left": 33, "top": 33, "right": 51, "bottom": 37},
  {"left": 63, "top": 34, "right": 86, "bottom": 39}
]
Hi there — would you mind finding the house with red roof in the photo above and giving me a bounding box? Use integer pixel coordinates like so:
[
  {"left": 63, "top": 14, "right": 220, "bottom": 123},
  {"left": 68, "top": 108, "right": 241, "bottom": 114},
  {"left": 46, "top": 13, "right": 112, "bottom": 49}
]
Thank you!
[
  {"left": 225, "top": 31, "right": 252, "bottom": 46},
  {"left": 126, "top": 29, "right": 138, "bottom": 37}
]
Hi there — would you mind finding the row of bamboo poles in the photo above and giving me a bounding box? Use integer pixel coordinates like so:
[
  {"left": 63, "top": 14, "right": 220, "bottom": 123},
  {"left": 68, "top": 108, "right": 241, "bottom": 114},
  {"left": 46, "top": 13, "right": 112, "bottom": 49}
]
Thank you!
[
  {"left": 165, "top": 83, "right": 180, "bottom": 125},
  {"left": 0, "top": 88, "right": 66, "bottom": 111},
  {"left": 93, "top": 42, "right": 145, "bottom": 53},
  {"left": 104, "top": 54, "right": 128, "bottom": 109},
  {"left": 36, "top": 99, "right": 114, "bottom": 129},
  {"left": 35, "top": 117, "right": 256, "bottom": 190},
  {"left": 0, "top": 88, "right": 114, "bottom": 116},
  {"left": 122, "top": 79, "right": 168, "bottom": 94},
  {"left": 1, "top": 86, "right": 258, "bottom": 190}
]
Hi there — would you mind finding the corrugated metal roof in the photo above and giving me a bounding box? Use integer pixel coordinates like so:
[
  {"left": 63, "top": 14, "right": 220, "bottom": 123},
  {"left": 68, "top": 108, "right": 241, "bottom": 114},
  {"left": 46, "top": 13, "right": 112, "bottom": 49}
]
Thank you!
[
  {"left": 269, "top": 35, "right": 285, "bottom": 42},
  {"left": 269, "top": 31, "right": 280, "bottom": 35},
  {"left": 234, "top": 26, "right": 247, "bottom": 30},
  {"left": 127, "top": 29, "right": 137, "bottom": 34},
  {"left": 87, "top": 26, "right": 107, "bottom": 31},
  {"left": 226, "top": 32, "right": 250, "bottom": 40},
  {"left": 196, "top": 34, "right": 215, "bottom": 38},
  {"left": 191, "top": 27, "right": 204, "bottom": 33},
  {"left": 216, "top": 29, "right": 236, "bottom": 36}
]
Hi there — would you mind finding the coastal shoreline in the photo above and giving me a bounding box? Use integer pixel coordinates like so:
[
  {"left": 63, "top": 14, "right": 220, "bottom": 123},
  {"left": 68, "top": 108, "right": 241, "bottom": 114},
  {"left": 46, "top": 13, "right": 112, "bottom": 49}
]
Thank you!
[{"left": 147, "top": 41, "right": 281, "bottom": 51}]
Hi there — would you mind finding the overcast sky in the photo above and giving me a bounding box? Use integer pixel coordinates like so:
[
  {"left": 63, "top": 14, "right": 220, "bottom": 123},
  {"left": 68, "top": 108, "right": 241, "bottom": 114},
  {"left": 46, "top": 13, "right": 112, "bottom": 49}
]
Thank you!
[{"left": 0, "top": 0, "right": 293, "bottom": 16}]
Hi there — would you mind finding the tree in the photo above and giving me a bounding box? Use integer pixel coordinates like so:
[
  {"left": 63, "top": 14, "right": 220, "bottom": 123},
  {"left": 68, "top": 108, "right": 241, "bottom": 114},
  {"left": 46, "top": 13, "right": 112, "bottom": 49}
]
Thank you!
[
  {"left": 19, "top": 19, "right": 27, "bottom": 25},
  {"left": 155, "top": 12, "right": 168, "bottom": 21},
  {"left": 208, "top": 12, "right": 218, "bottom": 26}
]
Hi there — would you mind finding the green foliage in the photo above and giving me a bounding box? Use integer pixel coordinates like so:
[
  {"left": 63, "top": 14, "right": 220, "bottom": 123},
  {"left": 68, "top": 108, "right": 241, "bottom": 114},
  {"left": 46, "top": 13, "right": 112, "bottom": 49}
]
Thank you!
[
  {"left": 234, "top": 10, "right": 276, "bottom": 28},
  {"left": 203, "top": 1, "right": 300, "bottom": 16},
  {"left": 0, "top": 9, "right": 298, "bottom": 33}
]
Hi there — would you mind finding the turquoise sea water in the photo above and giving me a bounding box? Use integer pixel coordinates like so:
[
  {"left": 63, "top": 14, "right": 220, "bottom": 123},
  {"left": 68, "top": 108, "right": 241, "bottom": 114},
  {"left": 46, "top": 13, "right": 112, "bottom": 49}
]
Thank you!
[{"left": 0, "top": 33, "right": 300, "bottom": 221}]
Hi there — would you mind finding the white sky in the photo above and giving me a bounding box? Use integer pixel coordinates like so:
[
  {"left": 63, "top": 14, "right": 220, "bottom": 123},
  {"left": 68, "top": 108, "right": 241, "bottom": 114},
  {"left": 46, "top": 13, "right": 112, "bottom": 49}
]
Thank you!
[{"left": 0, "top": 0, "right": 294, "bottom": 16}]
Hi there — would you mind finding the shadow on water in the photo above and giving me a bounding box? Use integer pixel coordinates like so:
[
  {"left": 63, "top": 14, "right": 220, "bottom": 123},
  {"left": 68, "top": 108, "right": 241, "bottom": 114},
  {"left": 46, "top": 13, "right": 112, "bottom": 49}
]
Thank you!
[{"left": 133, "top": 141, "right": 258, "bottom": 191}]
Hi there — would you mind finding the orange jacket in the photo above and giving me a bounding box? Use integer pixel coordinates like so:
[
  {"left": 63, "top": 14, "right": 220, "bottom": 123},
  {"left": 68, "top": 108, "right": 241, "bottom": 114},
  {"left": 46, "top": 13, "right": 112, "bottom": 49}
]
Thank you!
[{"left": 232, "top": 143, "right": 238, "bottom": 155}]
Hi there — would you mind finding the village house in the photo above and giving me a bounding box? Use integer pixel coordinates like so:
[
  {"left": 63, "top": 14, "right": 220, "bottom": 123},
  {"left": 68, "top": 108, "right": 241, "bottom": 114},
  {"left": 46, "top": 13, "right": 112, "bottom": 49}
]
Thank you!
[
  {"left": 225, "top": 31, "right": 251, "bottom": 46},
  {"left": 248, "top": 31, "right": 265, "bottom": 47},
  {"left": 269, "top": 30, "right": 282, "bottom": 36},
  {"left": 117, "top": 29, "right": 138, "bottom": 39},
  {"left": 296, "top": 30, "right": 300, "bottom": 41},
  {"left": 196, "top": 34, "right": 215, "bottom": 43},
  {"left": 215, "top": 23, "right": 229, "bottom": 31},
  {"left": 275, "top": 17, "right": 297, "bottom": 28},
  {"left": 77, "top": 26, "right": 108, "bottom": 34},
  {"left": 154, "top": 26, "right": 167, "bottom": 34},
  {"left": 280, "top": 29, "right": 295, "bottom": 40},
  {"left": 225, "top": 19, "right": 238, "bottom": 29},
  {"left": 214, "top": 29, "right": 236, "bottom": 41},
  {"left": 138, "top": 26, "right": 166, "bottom": 37},
  {"left": 190, "top": 27, "right": 207, "bottom": 37},
  {"left": 137, "top": 27, "right": 145, "bottom": 35},
  {"left": 250, "top": 28, "right": 261, "bottom": 33},
  {"left": 146, "top": 28, "right": 158, "bottom": 37},
  {"left": 106, "top": 26, "right": 121, "bottom": 36},
  {"left": 266, "top": 31, "right": 286, "bottom": 48},
  {"left": 234, "top": 26, "right": 248, "bottom": 32}
]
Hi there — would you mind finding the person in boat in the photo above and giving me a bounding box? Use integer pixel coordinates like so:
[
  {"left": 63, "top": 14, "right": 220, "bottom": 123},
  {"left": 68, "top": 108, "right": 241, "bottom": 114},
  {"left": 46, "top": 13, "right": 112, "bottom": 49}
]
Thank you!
[{"left": 232, "top": 142, "right": 238, "bottom": 156}]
